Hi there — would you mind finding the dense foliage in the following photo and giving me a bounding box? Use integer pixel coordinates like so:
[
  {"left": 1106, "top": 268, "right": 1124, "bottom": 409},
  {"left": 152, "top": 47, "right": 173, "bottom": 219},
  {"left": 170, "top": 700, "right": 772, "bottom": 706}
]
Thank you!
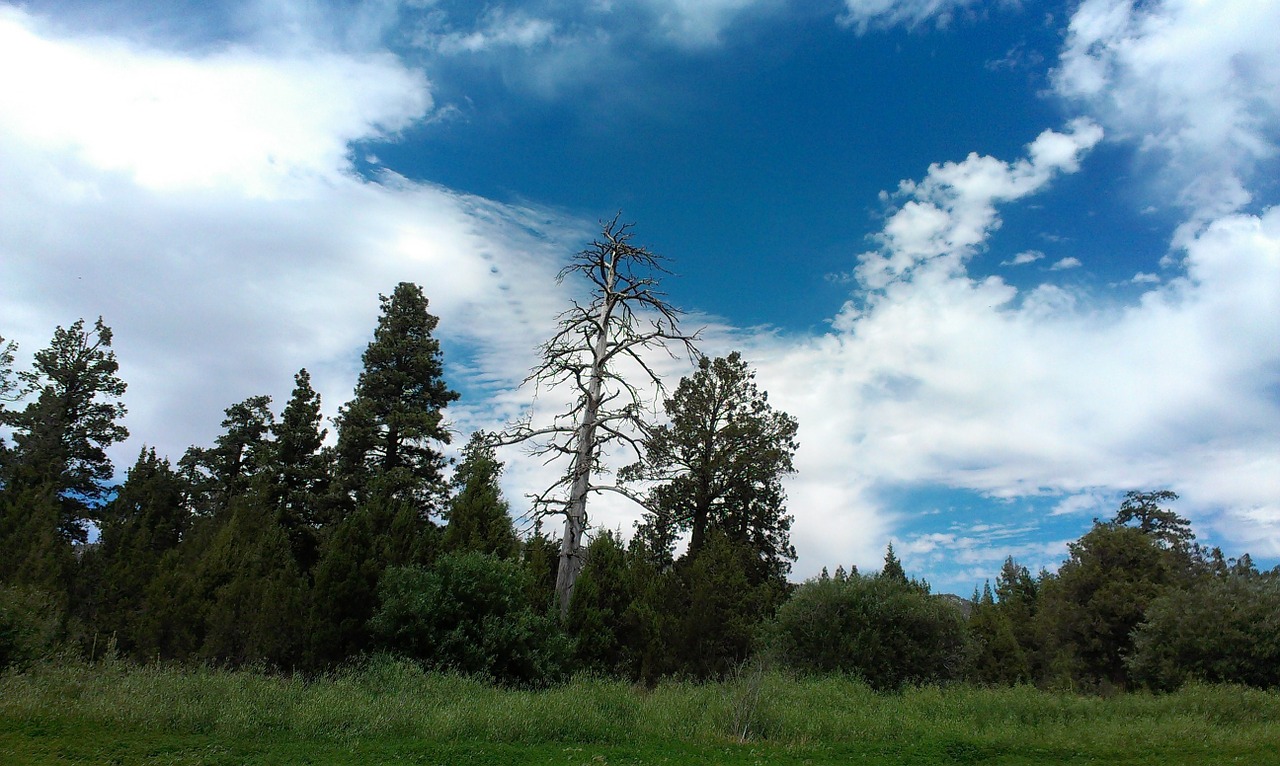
[
  {"left": 769, "top": 565, "right": 967, "bottom": 689},
  {"left": 2, "top": 290, "right": 1276, "bottom": 694}
]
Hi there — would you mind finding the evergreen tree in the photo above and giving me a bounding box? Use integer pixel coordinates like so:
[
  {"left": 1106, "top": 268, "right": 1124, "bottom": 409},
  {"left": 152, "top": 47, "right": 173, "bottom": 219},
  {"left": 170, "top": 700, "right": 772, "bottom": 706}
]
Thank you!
[
  {"left": 92, "top": 448, "right": 189, "bottom": 657},
  {"left": 270, "top": 369, "right": 329, "bottom": 572},
  {"left": 565, "top": 530, "right": 638, "bottom": 675},
  {"left": 334, "top": 282, "right": 458, "bottom": 511},
  {"left": 1035, "top": 523, "right": 1183, "bottom": 689},
  {"left": 2, "top": 318, "right": 127, "bottom": 544},
  {"left": 0, "top": 335, "right": 19, "bottom": 463},
  {"left": 628, "top": 352, "right": 798, "bottom": 582},
  {"left": 1113, "top": 490, "right": 1194, "bottom": 550},
  {"left": 521, "top": 522, "right": 560, "bottom": 612},
  {"left": 444, "top": 432, "right": 517, "bottom": 559},
  {"left": 195, "top": 491, "right": 308, "bottom": 668},
  {"left": 179, "top": 395, "right": 274, "bottom": 518},
  {"left": 967, "top": 579, "right": 1030, "bottom": 685},
  {"left": 879, "top": 543, "right": 908, "bottom": 584}
]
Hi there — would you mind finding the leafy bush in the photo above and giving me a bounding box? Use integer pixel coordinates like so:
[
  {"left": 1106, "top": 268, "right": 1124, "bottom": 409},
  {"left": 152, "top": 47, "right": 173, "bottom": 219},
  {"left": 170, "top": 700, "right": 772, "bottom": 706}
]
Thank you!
[
  {"left": 1129, "top": 574, "right": 1280, "bottom": 690},
  {"left": 369, "top": 552, "right": 570, "bottom": 685},
  {"left": 0, "top": 584, "right": 63, "bottom": 671},
  {"left": 768, "top": 574, "right": 967, "bottom": 690}
]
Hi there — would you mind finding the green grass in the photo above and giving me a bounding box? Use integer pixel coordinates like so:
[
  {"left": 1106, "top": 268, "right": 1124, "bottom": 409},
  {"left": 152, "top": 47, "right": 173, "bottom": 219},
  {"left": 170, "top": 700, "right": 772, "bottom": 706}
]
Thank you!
[{"left": 3, "top": 658, "right": 1278, "bottom": 764}]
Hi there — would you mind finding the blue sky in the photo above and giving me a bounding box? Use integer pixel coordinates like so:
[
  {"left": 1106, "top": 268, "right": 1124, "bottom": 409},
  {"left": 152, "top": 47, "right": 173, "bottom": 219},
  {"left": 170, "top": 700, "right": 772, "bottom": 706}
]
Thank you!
[{"left": 1, "top": 0, "right": 1278, "bottom": 593}]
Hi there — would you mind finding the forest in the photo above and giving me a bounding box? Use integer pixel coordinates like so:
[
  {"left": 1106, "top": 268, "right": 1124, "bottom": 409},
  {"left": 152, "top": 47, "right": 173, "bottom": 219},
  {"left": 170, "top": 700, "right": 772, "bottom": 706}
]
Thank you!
[{"left": 2, "top": 228, "right": 1278, "bottom": 695}]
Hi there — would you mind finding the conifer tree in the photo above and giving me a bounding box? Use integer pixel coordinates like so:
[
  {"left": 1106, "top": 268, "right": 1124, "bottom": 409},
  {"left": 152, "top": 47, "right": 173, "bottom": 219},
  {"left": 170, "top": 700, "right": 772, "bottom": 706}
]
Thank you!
[
  {"left": 2, "top": 318, "right": 127, "bottom": 544},
  {"left": 880, "top": 542, "right": 907, "bottom": 584},
  {"left": 93, "top": 448, "right": 188, "bottom": 657},
  {"left": 270, "top": 369, "right": 329, "bottom": 571},
  {"left": 334, "top": 282, "right": 458, "bottom": 511},
  {"left": 627, "top": 352, "right": 798, "bottom": 582},
  {"left": 179, "top": 395, "right": 274, "bottom": 518},
  {"left": 443, "top": 432, "right": 518, "bottom": 559}
]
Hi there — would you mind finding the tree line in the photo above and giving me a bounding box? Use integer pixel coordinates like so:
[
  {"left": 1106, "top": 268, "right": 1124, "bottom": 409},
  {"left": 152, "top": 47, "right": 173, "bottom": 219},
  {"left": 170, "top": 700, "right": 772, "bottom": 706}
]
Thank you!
[{"left": 2, "top": 223, "right": 1277, "bottom": 691}]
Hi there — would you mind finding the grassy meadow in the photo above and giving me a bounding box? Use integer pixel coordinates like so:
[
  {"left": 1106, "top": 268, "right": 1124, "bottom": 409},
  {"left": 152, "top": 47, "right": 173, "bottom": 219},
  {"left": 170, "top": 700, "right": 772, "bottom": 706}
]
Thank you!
[{"left": 2, "top": 658, "right": 1278, "bottom": 765}]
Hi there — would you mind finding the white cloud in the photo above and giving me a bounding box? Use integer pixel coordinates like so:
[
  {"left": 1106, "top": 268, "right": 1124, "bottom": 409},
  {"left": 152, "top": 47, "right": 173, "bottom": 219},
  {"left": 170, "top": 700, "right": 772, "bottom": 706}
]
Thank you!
[
  {"left": 741, "top": 125, "right": 1280, "bottom": 577},
  {"left": 1049, "top": 256, "right": 1081, "bottom": 270},
  {"left": 0, "top": 7, "right": 431, "bottom": 197},
  {"left": 1052, "top": 0, "right": 1280, "bottom": 227},
  {"left": 1002, "top": 249, "right": 1044, "bottom": 266},
  {"left": 853, "top": 119, "right": 1102, "bottom": 291},
  {"left": 0, "top": 6, "right": 578, "bottom": 481},
  {"left": 635, "top": 0, "right": 778, "bottom": 46}
]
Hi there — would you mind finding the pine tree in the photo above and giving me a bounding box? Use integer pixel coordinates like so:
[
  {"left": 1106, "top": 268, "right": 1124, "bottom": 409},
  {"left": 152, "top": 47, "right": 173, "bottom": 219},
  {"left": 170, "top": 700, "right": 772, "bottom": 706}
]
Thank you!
[
  {"left": 880, "top": 542, "right": 907, "bottom": 584},
  {"left": 628, "top": 352, "right": 798, "bottom": 583},
  {"left": 179, "top": 395, "right": 274, "bottom": 518},
  {"left": 2, "top": 318, "right": 127, "bottom": 544},
  {"left": 443, "top": 432, "right": 517, "bottom": 559},
  {"left": 92, "top": 448, "right": 189, "bottom": 657},
  {"left": 334, "top": 283, "right": 458, "bottom": 512},
  {"left": 270, "top": 369, "right": 329, "bottom": 572}
]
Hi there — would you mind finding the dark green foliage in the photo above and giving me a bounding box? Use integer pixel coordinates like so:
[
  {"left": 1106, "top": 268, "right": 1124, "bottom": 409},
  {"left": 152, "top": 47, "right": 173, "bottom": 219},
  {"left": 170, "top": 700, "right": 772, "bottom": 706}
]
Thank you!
[
  {"left": 334, "top": 283, "right": 458, "bottom": 510},
  {"left": 179, "top": 395, "right": 275, "bottom": 518},
  {"left": 664, "top": 530, "right": 785, "bottom": 680},
  {"left": 1035, "top": 523, "right": 1181, "bottom": 690},
  {"left": 0, "top": 481, "right": 73, "bottom": 592},
  {"left": 967, "top": 581, "right": 1031, "bottom": 685},
  {"left": 1129, "top": 573, "right": 1280, "bottom": 689},
  {"left": 520, "top": 523, "right": 560, "bottom": 612},
  {"left": 443, "top": 432, "right": 517, "bottom": 559},
  {"left": 0, "top": 584, "right": 63, "bottom": 670},
  {"left": 2, "top": 318, "right": 127, "bottom": 544},
  {"left": 1113, "top": 490, "right": 1193, "bottom": 550},
  {"left": 195, "top": 494, "right": 308, "bottom": 668},
  {"left": 307, "top": 495, "right": 434, "bottom": 667},
  {"left": 90, "top": 448, "right": 189, "bottom": 657},
  {"left": 565, "top": 531, "right": 645, "bottom": 675},
  {"left": 770, "top": 570, "right": 968, "bottom": 690},
  {"left": 369, "top": 553, "right": 569, "bottom": 685},
  {"left": 879, "top": 542, "right": 907, "bottom": 584},
  {"left": 628, "top": 352, "right": 798, "bottom": 580},
  {"left": 270, "top": 369, "right": 330, "bottom": 572}
]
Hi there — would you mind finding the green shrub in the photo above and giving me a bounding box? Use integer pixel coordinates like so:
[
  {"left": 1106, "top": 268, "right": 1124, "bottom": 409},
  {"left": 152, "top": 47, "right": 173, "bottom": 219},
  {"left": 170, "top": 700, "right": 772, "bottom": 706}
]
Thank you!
[
  {"left": 1129, "top": 574, "right": 1280, "bottom": 690},
  {"left": 0, "top": 584, "right": 63, "bottom": 671},
  {"left": 768, "top": 574, "right": 967, "bottom": 690},
  {"left": 368, "top": 552, "right": 570, "bottom": 685}
]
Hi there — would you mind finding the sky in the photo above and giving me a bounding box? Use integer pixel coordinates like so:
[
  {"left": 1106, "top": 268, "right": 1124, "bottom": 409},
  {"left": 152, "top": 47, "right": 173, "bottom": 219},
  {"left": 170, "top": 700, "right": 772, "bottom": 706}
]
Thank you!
[{"left": 1, "top": 0, "right": 1278, "bottom": 593}]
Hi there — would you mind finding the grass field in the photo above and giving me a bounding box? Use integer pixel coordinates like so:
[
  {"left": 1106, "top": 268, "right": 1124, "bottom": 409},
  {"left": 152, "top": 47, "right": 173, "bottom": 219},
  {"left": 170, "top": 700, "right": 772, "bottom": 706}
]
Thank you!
[{"left": 3, "top": 658, "right": 1278, "bottom": 764}]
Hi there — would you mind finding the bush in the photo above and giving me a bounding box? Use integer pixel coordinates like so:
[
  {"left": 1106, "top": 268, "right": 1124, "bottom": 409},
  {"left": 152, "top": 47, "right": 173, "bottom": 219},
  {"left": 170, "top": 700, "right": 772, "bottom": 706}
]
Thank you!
[
  {"left": 768, "top": 574, "right": 967, "bottom": 690},
  {"left": 369, "top": 552, "right": 570, "bottom": 685},
  {"left": 1129, "top": 574, "right": 1280, "bottom": 690},
  {"left": 0, "top": 584, "right": 63, "bottom": 671}
]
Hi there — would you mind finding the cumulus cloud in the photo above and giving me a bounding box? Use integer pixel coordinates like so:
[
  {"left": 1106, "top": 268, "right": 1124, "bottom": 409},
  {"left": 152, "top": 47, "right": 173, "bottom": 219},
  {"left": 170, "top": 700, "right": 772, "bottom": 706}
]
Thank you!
[
  {"left": 742, "top": 127, "right": 1280, "bottom": 579},
  {"left": 0, "top": 7, "right": 430, "bottom": 197},
  {"left": 853, "top": 119, "right": 1103, "bottom": 291},
  {"left": 0, "top": 6, "right": 579, "bottom": 478},
  {"left": 1049, "top": 256, "right": 1081, "bottom": 270},
  {"left": 1052, "top": 0, "right": 1280, "bottom": 226}
]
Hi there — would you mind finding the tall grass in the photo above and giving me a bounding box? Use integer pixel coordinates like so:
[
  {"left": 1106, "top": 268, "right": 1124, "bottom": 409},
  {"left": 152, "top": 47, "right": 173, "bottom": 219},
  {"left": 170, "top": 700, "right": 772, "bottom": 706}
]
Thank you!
[{"left": 3, "top": 656, "right": 1277, "bottom": 753}]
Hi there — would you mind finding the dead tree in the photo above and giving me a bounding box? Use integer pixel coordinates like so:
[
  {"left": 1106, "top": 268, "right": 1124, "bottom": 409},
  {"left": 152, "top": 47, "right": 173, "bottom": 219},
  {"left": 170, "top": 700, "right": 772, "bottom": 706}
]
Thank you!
[{"left": 499, "top": 216, "right": 697, "bottom": 618}]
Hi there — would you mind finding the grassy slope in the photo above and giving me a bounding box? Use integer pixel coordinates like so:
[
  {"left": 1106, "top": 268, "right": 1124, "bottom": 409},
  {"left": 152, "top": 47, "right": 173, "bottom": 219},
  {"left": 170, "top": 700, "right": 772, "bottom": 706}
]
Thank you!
[{"left": 3, "top": 660, "right": 1278, "bottom": 765}]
